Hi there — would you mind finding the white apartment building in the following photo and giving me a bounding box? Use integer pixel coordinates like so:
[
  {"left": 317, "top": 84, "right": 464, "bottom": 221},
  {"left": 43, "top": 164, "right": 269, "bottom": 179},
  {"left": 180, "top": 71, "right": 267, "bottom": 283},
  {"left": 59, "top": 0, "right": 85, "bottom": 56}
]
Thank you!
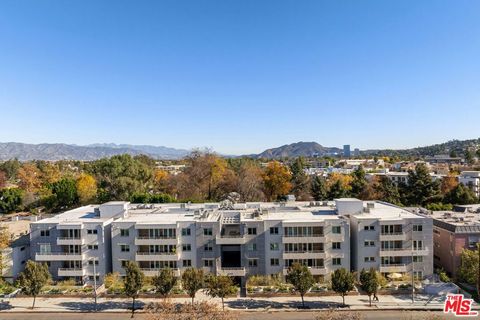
[
  {"left": 458, "top": 171, "right": 480, "bottom": 198},
  {"left": 28, "top": 199, "right": 434, "bottom": 286},
  {"left": 29, "top": 202, "right": 128, "bottom": 285},
  {"left": 349, "top": 200, "right": 433, "bottom": 280}
]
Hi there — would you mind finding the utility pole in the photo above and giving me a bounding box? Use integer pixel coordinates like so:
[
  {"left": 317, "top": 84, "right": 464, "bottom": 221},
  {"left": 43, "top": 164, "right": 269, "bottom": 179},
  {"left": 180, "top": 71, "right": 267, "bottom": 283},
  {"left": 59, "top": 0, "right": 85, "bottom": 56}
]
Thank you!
[
  {"left": 93, "top": 258, "right": 97, "bottom": 312},
  {"left": 411, "top": 224, "right": 415, "bottom": 304}
]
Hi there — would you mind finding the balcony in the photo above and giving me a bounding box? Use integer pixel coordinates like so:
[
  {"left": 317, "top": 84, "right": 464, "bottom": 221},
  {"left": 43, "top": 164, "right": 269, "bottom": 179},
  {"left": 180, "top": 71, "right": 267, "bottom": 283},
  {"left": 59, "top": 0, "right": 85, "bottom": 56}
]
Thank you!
[
  {"left": 283, "top": 250, "right": 325, "bottom": 260},
  {"left": 135, "top": 237, "right": 178, "bottom": 246},
  {"left": 379, "top": 233, "right": 406, "bottom": 241},
  {"left": 380, "top": 247, "right": 429, "bottom": 257},
  {"left": 58, "top": 268, "right": 85, "bottom": 277},
  {"left": 215, "top": 235, "right": 245, "bottom": 245},
  {"left": 56, "top": 237, "right": 84, "bottom": 245},
  {"left": 283, "top": 266, "right": 326, "bottom": 276},
  {"left": 140, "top": 268, "right": 180, "bottom": 277},
  {"left": 135, "top": 252, "right": 179, "bottom": 261},
  {"left": 282, "top": 235, "right": 325, "bottom": 243},
  {"left": 217, "top": 267, "right": 246, "bottom": 277},
  {"left": 379, "top": 264, "right": 408, "bottom": 273},
  {"left": 36, "top": 252, "right": 83, "bottom": 261}
]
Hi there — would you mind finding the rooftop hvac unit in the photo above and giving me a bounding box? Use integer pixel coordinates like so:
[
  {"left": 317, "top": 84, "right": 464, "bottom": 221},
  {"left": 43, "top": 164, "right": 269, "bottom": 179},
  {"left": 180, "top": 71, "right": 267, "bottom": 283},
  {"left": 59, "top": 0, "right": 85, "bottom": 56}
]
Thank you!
[
  {"left": 180, "top": 203, "right": 186, "bottom": 209},
  {"left": 367, "top": 202, "right": 375, "bottom": 209}
]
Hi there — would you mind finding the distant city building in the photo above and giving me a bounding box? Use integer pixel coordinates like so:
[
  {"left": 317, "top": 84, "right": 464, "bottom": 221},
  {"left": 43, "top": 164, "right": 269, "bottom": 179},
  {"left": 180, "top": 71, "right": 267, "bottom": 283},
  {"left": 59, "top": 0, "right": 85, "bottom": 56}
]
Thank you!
[
  {"left": 458, "top": 171, "right": 480, "bottom": 198},
  {"left": 354, "top": 148, "right": 360, "bottom": 157},
  {"left": 343, "top": 145, "right": 351, "bottom": 158},
  {"left": 425, "top": 155, "right": 463, "bottom": 165}
]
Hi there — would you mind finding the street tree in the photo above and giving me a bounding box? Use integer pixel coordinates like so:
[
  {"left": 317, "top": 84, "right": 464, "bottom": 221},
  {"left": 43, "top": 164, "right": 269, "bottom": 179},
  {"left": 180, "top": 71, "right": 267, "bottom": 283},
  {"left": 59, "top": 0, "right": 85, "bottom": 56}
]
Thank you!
[
  {"left": 311, "top": 175, "right": 328, "bottom": 201},
  {"left": 123, "top": 261, "right": 145, "bottom": 318},
  {"left": 359, "top": 268, "right": 379, "bottom": 306},
  {"left": 457, "top": 246, "right": 479, "bottom": 285},
  {"left": 16, "top": 260, "right": 51, "bottom": 308},
  {"left": 285, "top": 262, "right": 315, "bottom": 308},
  {"left": 181, "top": 267, "right": 204, "bottom": 304},
  {"left": 152, "top": 267, "right": 177, "bottom": 299},
  {"left": 331, "top": 268, "right": 355, "bottom": 306},
  {"left": 205, "top": 274, "right": 237, "bottom": 310}
]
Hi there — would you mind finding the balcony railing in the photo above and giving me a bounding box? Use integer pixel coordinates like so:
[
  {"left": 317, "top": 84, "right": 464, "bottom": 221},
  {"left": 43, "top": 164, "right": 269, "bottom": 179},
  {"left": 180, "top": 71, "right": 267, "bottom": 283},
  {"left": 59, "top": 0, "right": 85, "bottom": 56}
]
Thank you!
[
  {"left": 136, "top": 251, "right": 177, "bottom": 255},
  {"left": 380, "top": 232, "right": 403, "bottom": 236},
  {"left": 284, "top": 250, "right": 325, "bottom": 253},
  {"left": 137, "top": 236, "right": 177, "bottom": 240},
  {"left": 283, "top": 234, "right": 324, "bottom": 238},
  {"left": 219, "top": 234, "right": 243, "bottom": 238}
]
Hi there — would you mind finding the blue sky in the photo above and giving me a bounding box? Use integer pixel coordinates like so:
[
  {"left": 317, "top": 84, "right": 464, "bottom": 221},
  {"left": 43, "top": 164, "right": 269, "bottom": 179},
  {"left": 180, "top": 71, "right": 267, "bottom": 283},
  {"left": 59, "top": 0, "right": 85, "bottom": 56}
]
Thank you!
[{"left": 1, "top": 1, "right": 479, "bottom": 154}]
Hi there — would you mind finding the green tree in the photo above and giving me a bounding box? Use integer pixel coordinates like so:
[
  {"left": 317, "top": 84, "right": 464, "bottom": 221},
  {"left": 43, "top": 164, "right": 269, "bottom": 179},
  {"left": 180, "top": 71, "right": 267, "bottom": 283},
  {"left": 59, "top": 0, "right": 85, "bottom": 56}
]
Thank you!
[
  {"left": 205, "top": 274, "right": 237, "bottom": 310},
  {"left": 331, "top": 268, "right": 355, "bottom": 306},
  {"left": 285, "top": 262, "right": 315, "bottom": 308},
  {"left": 181, "top": 267, "right": 204, "bottom": 304},
  {"left": 465, "top": 150, "right": 475, "bottom": 165},
  {"left": 290, "top": 158, "right": 311, "bottom": 201},
  {"left": 457, "top": 247, "right": 479, "bottom": 285},
  {"left": 444, "top": 184, "right": 478, "bottom": 205},
  {"left": 350, "top": 166, "right": 368, "bottom": 199},
  {"left": 16, "top": 260, "right": 51, "bottom": 308},
  {"left": 47, "top": 177, "right": 79, "bottom": 210},
  {"left": 0, "top": 159, "right": 20, "bottom": 181},
  {"left": 311, "top": 176, "right": 328, "bottom": 201},
  {"left": 123, "top": 261, "right": 145, "bottom": 318},
  {"left": 359, "top": 268, "right": 379, "bottom": 307},
  {"left": 152, "top": 268, "right": 177, "bottom": 299},
  {"left": 0, "top": 188, "right": 24, "bottom": 214},
  {"left": 405, "top": 163, "right": 441, "bottom": 206}
]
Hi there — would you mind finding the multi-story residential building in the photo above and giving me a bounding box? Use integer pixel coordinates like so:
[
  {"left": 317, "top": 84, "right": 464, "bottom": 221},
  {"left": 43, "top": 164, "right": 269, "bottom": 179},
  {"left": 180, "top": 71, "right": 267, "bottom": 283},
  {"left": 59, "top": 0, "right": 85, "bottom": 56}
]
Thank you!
[
  {"left": 427, "top": 209, "right": 480, "bottom": 278},
  {"left": 111, "top": 201, "right": 351, "bottom": 284},
  {"left": 28, "top": 199, "right": 434, "bottom": 286},
  {"left": 458, "top": 171, "right": 480, "bottom": 198},
  {"left": 349, "top": 200, "right": 434, "bottom": 280},
  {"left": 29, "top": 201, "right": 128, "bottom": 285}
]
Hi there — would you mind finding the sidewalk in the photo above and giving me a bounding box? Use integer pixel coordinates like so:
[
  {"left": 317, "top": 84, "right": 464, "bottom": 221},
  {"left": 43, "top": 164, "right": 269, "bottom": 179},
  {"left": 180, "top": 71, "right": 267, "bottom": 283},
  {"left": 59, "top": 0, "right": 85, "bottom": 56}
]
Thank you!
[{"left": 1, "top": 292, "right": 471, "bottom": 313}]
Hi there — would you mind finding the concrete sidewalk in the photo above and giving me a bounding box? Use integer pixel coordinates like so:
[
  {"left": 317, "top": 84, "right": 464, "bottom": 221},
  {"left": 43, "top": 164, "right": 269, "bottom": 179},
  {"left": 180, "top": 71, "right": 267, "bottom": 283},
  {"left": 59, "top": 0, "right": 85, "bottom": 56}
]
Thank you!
[{"left": 1, "top": 292, "right": 471, "bottom": 313}]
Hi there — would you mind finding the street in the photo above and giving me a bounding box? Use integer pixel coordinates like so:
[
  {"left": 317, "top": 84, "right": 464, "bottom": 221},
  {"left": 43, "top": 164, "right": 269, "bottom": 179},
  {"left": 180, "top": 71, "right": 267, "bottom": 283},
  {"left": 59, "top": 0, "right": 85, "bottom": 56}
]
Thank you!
[{"left": 0, "top": 311, "right": 460, "bottom": 320}]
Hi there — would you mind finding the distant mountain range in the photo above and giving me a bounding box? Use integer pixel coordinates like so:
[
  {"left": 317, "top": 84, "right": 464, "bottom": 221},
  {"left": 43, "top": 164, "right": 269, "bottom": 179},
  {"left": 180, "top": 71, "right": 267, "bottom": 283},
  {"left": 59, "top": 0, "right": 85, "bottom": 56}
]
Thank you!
[
  {"left": 251, "top": 142, "right": 342, "bottom": 159},
  {"left": 0, "top": 142, "right": 189, "bottom": 161},
  {"left": 1, "top": 138, "right": 478, "bottom": 161}
]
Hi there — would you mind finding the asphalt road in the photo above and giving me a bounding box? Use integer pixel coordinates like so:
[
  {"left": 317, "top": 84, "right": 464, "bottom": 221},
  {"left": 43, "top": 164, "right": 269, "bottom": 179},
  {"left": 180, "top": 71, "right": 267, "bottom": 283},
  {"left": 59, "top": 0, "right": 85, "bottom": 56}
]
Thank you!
[{"left": 0, "top": 311, "right": 459, "bottom": 320}]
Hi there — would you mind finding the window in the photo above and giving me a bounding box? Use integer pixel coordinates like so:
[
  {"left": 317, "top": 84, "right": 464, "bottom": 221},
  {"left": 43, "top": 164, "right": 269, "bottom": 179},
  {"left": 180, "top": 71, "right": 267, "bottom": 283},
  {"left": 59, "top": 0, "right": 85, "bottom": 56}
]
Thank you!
[
  {"left": 87, "top": 229, "right": 98, "bottom": 235},
  {"left": 203, "top": 228, "right": 213, "bottom": 236},
  {"left": 270, "top": 258, "right": 279, "bottom": 266},
  {"left": 182, "top": 228, "right": 191, "bottom": 236},
  {"left": 89, "top": 276, "right": 100, "bottom": 281},
  {"left": 332, "top": 258, "right": 341, "bottom": 266},
  {"left": 332, "top": 226, "right": 341, "bottom": 234},
  {"left": 204, "top": 259, "right": 214, "bottom": 267},
  {"left": 120, "top": 229, "right": 129, "bottom": 237},
  {"left": 247, "top": 243, "right": 257, "bottom": 251},
  {"left": 121, "top": 260, "right": 128, "bottom": 267},
  {"left": 364, "top": 257, "right": 375, "bottom": 262},
  {"left": 270, "top": 227, "right": 279, "bottom": 235},
  {"left": 270, "top": 243, "right": 279, "bottom": 251},
  {"left": 413, "top": 271, "right": 423, "bottom": 280},
  {"left": 40, "top": 230, "right": 50, "bottom": 237},
  {"left": 183, "top": 259, "right": 192, "bottom": 267},
  {"left": 413, "top": 225, "right": 423, "bottom": 232},
  {"left": 20, "top": 246, "right": 25, "bottom": 251},
  {"left": 364, "top": 240, "right": 375, "bottom": 247},
  {"left": 413, "top": 256, "right": 423, "bottom": 263},
  {"left": 87, "top": 245, "right": 98, "bottom": 250},
  {"left": 468, "top": 236, "right": 479, "bottom": 248},
  {"left": 204, "top": 242, "right": 213, "bottom": 251},
  {"left": 248, "top": 259, "right": 258, "bottom": 267},
  {"left": 247, "top": 228, "right": 257, "bottom": 235},
  {"left": 182, "top": 244, "right": 191, "bottom": 251},
  {"left": 364, "top": 225, "right": 375, "bottom": 231},
  {"left": 413, "top": 240, "right": 423, "bottom": 250},
  {"left": 120, "top": 244, "right": 130, "bottom": 252},
  {"left": 332, "top": 242, "right": 341, "bottom": 250},
  {"left": 88, "top": 260, "right": 99, "bottom": 265}
]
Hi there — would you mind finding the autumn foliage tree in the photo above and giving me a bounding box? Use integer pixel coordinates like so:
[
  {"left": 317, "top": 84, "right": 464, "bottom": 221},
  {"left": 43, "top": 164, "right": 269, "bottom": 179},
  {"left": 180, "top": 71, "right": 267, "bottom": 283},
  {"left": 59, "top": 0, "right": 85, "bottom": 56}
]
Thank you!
[
  {"left": 262, "top": 161, "right": 292, "bottom": 201},
  {"left": 76, "top": 173, "right": 98, "bottom": 204},
  {"left": 17, "top": 163, "right": 42, "bottom": 192}
]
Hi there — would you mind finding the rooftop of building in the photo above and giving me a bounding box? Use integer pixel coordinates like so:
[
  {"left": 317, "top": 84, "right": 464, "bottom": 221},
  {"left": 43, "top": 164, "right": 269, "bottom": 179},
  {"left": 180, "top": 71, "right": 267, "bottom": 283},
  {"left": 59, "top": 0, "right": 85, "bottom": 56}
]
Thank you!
[
  {"left": 427, "top": 209, "right": 480, "bottom": 227},
  {"left": 31, "top": 205, "right": 112, "bottom": 225}
]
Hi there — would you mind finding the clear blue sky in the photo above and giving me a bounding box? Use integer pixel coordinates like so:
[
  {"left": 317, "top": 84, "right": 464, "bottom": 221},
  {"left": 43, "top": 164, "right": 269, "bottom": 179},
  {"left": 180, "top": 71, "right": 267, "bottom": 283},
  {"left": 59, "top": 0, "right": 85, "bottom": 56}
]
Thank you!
[{"left": 1, "top": 1, "right": 479, "bottom": 155}]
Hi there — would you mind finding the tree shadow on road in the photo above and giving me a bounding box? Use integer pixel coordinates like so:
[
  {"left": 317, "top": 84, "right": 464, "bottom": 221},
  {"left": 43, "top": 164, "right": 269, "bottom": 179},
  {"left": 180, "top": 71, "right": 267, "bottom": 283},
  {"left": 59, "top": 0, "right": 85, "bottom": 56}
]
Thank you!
[
  {"left": 226, "top": 299, "right": 345, "bottom": 310},
  {"left": 58, "top": 300, "right": 145, "bottom": 312}
]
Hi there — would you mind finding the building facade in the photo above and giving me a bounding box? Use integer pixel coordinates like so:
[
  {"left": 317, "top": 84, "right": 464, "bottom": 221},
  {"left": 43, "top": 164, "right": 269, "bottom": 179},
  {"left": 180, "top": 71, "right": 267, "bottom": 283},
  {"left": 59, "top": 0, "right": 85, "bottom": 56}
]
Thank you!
[{"left": 28, "top": 199, "right": 434, "bottom": 285}]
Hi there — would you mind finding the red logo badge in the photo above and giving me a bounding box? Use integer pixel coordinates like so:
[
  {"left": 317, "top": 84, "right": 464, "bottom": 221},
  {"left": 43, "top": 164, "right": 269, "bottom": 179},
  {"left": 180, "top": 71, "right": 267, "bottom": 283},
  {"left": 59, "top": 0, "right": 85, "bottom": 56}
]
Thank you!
[{"left": 443, "top": 294, "right": 478, "bottom": 317}]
